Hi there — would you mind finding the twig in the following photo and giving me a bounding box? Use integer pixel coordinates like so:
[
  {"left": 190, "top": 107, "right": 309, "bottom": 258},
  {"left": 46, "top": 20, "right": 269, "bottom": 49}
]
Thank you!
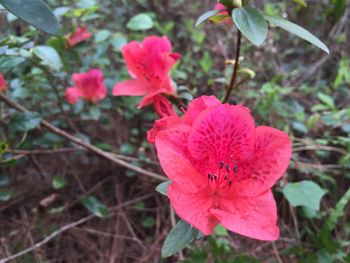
[
  {"left": 0, "top": 194, "right": 154, "bottom": 263},
  {"left": 0, "top": 93, "right": 166, "bottom": 182},
  {"left": 272, "top": 242, "right": 283, "bottom": 263},
  {"left": 222, "top": 31, "right": 242, "bottom": 103}
]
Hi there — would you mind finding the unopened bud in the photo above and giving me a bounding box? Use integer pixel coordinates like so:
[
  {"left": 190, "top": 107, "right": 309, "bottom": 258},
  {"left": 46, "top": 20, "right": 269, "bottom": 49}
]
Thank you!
[{"left": 233, "top": 0, "right": 242, "bottom": 8}]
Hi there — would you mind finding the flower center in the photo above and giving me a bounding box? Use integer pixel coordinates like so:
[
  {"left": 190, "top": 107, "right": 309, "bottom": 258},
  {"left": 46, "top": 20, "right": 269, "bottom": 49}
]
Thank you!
[{"left": 207, "top": 161, "right": 238, "bottom": 195}]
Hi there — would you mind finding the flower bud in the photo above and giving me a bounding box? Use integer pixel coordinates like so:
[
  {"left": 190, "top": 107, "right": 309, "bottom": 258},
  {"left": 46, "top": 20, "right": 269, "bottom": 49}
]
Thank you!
[{"left": 233, "top": 0, "right": 242, "bottom": 8}]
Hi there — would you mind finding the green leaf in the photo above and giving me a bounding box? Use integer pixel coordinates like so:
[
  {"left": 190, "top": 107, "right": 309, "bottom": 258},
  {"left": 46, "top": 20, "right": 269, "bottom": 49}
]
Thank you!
[
  {"left": 320, "top": 186, "right": 350, "bottom": 237},
  {"left": 9, "top": 112, "right": 42, "bottom": 132},
  {"left": 263, "top": 14, "right": 329, "bottom": 54},
  {"left": 127, "top": 13, "right": 154, "bottom": 31},
  {"left": 317, "top": 92, "right": 335, "bottom": 109},
  {"left": 293, "top": 0, "right": 307, "bottom": 6},
  {"left": 33, "top": 45, "right": 62, "bottom": 71},
  {"left": 195, "top": 10, "right": 220, "bottom": 27},
  {"left": 0, "top": 175, "right": 10, "bottom": 187},
  {"left": 52, "top": 176, "right": 67, "bottom": 189},
  {"left": 282, "top": 180, "right": 326, "bottom": 210},
  {"left": 156, "top": 181, "right": 172, "bottom": 196},
  {"left": 89, "top": 106, "right": 101, "bottom": 120},
  {"left": 214, "top": 224, "right": 228, "bottom": 236},
  {"left": 0, "top": 0, "right": 60, "bottom": 35},
  {"left": 95, "top": 30, "right": 111, "bottom": 43},
  {"left": 200, "top": 51, "right": 213, "bottom": 74},
  {"left": 81, "top": 196, "right": 110, "bottom": 218},
  {"left": 162, "top": 220, "right": 194, "bottom": 258},
  {"left": 0, "top": 189, "right": 13, "bottom": 201},
  {"left": 232, "top": 7, "right": 268, "bottom": 46}
]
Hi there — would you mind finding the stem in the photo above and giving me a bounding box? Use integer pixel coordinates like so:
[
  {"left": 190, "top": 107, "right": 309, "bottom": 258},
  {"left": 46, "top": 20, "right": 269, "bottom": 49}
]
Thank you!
[
  {"left": 222, "top": 30, "right": 242, "bottom": 103},
  {"left": 0, "top": 93, "right": 166, "bottom": 182}
]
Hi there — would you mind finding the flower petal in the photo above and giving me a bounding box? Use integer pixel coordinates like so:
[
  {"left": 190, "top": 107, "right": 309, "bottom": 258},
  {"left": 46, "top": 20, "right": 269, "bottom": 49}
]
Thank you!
[
  {"left": 188, "top": 104, "right": 255, "bottom": 175},
  {"left": 182, "top": 95, "right": 221, "bottom": 125},
  {"left": 234, "top": 126, "right": 292, "bottom": 196},
  {"left": 147, "top": 115, "right": 181, "bottom": 143},
  {"left": 210, "top": 190, "right": 279, "bottom": 241},
  {"left": 0, "top": 73, "right": 7, "bottom": 93},
  {"left": 65, "top": 87, "right": 83, "bottom": 104},
  {"left": 112, "top": 80, "right": 153, "bottom": 96},
  {"left": 155, "top": 124, "right": 206, "bottom": 191},
  {"left": 169, "top": 183, "right": 219, "bottom": 235},
  {"left": 153, "top": 95, "right": 177, "bottom": 118}
]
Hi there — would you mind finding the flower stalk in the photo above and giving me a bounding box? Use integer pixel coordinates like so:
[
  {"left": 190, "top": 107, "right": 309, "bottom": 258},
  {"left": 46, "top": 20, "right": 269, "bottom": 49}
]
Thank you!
[{"left": 222, "top": 30, "right": 242, "bottom": 103}]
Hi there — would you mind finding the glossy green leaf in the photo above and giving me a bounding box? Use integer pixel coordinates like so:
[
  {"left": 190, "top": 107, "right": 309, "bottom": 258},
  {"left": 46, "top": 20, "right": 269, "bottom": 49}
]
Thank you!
[
  {"left": 232, "top": 7, "right": 268, "bottom": 46},
  {"left": 162, "top": 220, "right": 194, "bottom": 258},
  {"left": 127, "top": 13, "right": 154, "bottom": 31},
  {"left": 320, "top": 186, "right": 350, "bottom": 237},
  {"left": 155, "top": 181, "right": 171, "bottom": 196},
  {"left": 89, "top": 106, "right": 101, "bottom": 120},
  {"left": 263, "top": 14, "right": 329, "bottom": 54},
  {"left": 0, "top": 175, "right": 10, "bottom": 187},
  {"left": 195, "top": 10, "right": 220, "bottom": 27},
  {"left": 293, "top": 0, "right": 307, "bottom": 6},
  {"left": 200, "top": 51, "right": 213, "bottom": 74},
  {"left": 282, "top": 180, "right": 326, "bottom": 211},
  {"left": 81, "top": 196, "right": 110, "bottom": 218},
  {"left": 0, "top": 0, "right": 60, "bottom": 35},
  {"left": 0, "top": 189, "right": 13, "bottom": 201},
  {"left": 33, "top": 46, "right": 62, "bottom": 71},
  {"left": 52, "top": 176, "right": 67, "bottom": 189},
  {"left": 9, "top": 112, "right": 42, "bottom": 132},
  {"left": 317, "top": 92, "right": 335, "bottom": 109}
]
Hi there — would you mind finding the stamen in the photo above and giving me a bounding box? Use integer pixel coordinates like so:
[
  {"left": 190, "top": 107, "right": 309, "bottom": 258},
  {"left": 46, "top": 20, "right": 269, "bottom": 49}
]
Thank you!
[
  {"left": 208, "top": 173, "right": 211, "bottom": 179},
  {"left": 219, "top": 161, "right": 224, "bottom": 169},
  {"left": 233, "top": 166, "right": 238, "bottom": 173},
  {"left": 225, "top": 164, "right": 230, "bottom": 172}
]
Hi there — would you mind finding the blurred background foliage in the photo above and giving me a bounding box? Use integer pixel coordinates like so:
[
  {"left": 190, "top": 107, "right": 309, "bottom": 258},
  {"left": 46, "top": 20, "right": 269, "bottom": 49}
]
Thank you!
[{"left": 0, "top": 0, "right": 350, "bottom": 262}]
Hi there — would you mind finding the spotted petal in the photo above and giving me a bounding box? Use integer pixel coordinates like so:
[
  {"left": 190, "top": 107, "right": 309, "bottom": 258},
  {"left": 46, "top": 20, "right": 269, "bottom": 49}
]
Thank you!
[
  {"left": 210, "top": 190, "right": 279, "bottom": 240},
  {"left": 234, "top": 126, "right": 292, "bottom": 197}
]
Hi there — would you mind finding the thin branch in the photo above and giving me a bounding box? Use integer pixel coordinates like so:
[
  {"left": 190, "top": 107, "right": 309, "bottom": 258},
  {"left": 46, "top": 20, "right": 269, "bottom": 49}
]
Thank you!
[
  {"left": 222, "top": 30, "right": 242, "bottom": 103},
  {"left": 0, "top": 194, "right": 154, "bottom": 263},
  {"left": 0, "top": 93, "right": 166, "bottom": 182}
]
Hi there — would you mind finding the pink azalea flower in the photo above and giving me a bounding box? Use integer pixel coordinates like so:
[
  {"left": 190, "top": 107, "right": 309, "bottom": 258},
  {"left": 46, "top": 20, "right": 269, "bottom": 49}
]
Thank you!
[
  {"left": 67, "top": 26, "right": 92, "bottom": 48},
  {"left": 214, "top": 2, "right": 229, "bottom": 15},
  {"left": 0, "top": 73, "right": 7, "bottom": 93},
  {"left": 153, "top": 96, "right": 292, "bottom": 240},
  {"left": 65, "top": 69, "right": 107, "bottom": 104},
  {"left": 112, "top": 36, "right": 180, "bottom": 109},
  {"left": 213, "top": 2, "right": 232, "bottom": 25},
  {"left": 153, "top": 95, "right": 177, "bottom": 118}
]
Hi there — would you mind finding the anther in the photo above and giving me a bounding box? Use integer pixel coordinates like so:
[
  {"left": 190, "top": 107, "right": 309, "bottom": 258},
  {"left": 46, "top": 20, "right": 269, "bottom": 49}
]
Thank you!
[
  {"left": 233, "top": 166, "right": 238, "bottom": 173},
  {"left": 219, "top": 161, "right": 224, "bottom": 169},
  {"left": 224, "top": 175, "right": 227, "bottom": 180},
  {"left": 214, "top": 174, "right": 218, "bottom": 180},
  {"left": 207, "top": 173, "right": 211, "bottom": 179},
  {"left": 228, "top": 180, "right": 232, "bottom": 187},
  {"left": 225, "top": 164, "right": 230, "bottom": 172}
]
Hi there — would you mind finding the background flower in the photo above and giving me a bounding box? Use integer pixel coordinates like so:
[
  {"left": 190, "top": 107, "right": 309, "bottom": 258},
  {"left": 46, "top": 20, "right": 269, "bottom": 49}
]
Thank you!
[
  {"left": 65, "top": 69, "right": 107, "bottom": 104},
  {"left": 112, "top": 36, "right": 180, "bottom": 109}
]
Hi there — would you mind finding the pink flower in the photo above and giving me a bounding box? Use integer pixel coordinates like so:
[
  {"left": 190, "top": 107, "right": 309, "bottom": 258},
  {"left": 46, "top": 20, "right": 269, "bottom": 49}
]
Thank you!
[
  {"left": 153, "top": 95, "right": 177, "bottom": 118},
  {"left": 153, "top": 96, "right": 292, "bottom": 240},
  {"left": 65, "top": 69, "right": 107, "bottom": 104},
  {"left": 213, "top": 2, "right": 232, "bottom": 25},
  {"left": 214, "top": 2, "right": 229, "bottom": 15},
  {"left": 112, "top": 36, "right": 180, "bottom": 109},
  {"left": 67, "top": 26, "right": 92, "bottom": 48},
  {"left": 0, "top": 74, "right": 7, "bottom": 93}
]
